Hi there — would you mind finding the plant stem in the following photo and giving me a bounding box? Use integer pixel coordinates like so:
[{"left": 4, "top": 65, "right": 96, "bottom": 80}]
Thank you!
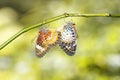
[{"left": 0, "top": 13, "right": 120, "bottom": 50}]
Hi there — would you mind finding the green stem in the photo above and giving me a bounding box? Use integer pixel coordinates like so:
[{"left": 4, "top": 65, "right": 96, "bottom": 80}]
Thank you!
[{"left": 0, "top": 13, "right": 120, "bottom": 50}]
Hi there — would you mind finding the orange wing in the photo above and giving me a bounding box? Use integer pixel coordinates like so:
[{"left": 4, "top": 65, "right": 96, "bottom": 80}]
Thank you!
[{"left": 35, "top": 29, "right": 59, "bottom": 58}]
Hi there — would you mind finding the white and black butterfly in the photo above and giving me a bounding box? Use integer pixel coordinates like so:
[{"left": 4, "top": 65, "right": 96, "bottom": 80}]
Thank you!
[{"left": 57, "top": 22, "right": 77, "bottom": 56}]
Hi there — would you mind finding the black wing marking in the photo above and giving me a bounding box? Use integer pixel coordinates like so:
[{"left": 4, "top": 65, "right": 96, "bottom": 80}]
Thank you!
[{"left": 58, "top": 22, "right": 77, "bottom": 56}]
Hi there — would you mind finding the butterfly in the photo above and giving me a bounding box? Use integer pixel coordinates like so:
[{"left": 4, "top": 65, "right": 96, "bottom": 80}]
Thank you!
[
  {"left": 57, "top": 22, "right": 77, "bottom": 56},
  {"left": 35, "top": 22, "right": 77, "bottom": 58},
  {"left": 35, "top": 29, "right": 59, "bottom": 57}
]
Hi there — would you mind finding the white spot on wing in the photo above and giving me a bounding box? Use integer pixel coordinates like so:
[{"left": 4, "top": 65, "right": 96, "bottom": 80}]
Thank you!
[
  {"left": 36, "top": 45, "right": 45, "bottom": 52},
  {"left": 61, "top": 29, "right": 73, "bottom": 42}
]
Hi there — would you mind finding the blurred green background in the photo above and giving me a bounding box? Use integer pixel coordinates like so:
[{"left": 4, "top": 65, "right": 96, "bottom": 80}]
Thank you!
[{"left": 0, "top": 0, "right": 120, "bottom": 80}]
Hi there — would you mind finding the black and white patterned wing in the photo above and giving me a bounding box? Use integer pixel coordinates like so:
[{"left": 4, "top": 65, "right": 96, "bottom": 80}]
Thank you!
[{"left": 58, "top": 22, "right": 77, "bottom": 56}]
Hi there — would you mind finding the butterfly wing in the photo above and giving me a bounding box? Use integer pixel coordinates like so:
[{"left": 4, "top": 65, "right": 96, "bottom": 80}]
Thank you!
[
  {"left": 58, "top": 22, "right": 77, "bottom": 56},
  {"left": 35, "top": 29, "right": 59, "bottom": 58}
]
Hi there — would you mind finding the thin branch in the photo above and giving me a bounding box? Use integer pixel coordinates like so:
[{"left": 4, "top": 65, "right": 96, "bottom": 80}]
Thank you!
[{"left": 0, "top": 13, "right": 120, "bottom": 50}]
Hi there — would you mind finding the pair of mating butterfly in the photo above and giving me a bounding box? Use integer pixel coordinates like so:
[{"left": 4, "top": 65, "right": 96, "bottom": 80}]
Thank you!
[{"left": 35, "top": 22, "right": 77, "bottom": 58}]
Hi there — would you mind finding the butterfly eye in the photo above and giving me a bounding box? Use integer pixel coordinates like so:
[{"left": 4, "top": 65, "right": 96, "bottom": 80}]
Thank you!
[{"left": 58, "top": 22, "right": 77, "bottom": 56}]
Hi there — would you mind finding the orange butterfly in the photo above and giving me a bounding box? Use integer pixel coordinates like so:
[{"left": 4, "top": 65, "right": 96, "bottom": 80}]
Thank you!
[{"left": 35, "top": 29, "right": 59, "bottom": 57}]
